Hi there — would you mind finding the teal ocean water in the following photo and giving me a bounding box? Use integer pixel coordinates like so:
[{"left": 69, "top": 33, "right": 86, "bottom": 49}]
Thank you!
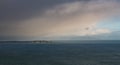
[{"left": 0, "top": 41, "right": 120, "bottom": 65}]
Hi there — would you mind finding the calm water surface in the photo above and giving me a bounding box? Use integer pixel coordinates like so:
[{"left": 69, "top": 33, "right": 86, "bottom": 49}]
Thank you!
[{"left": 0, "top": 41, "right": 120, "bottom": 65}]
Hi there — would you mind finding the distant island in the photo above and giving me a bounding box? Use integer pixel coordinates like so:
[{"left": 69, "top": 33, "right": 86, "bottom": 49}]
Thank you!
[
  {"left": 1, "top": 40, "right": 120, "bottom": 44},
  {"left": 0, "top": 40, "right": 52, "bottom": 44},
  {"left": 32, "top": 40, "right": 52, "bottom": 43}
]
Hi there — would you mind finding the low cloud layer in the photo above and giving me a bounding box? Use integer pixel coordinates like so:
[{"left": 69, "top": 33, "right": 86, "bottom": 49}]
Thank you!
[{"left": 0, "top": 0, "right": 120, "bottom": 40}]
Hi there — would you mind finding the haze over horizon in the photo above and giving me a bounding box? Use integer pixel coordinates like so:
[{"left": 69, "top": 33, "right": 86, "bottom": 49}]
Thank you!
[{"left": 0, "top": 0, "right": 120, "bottom": 40}]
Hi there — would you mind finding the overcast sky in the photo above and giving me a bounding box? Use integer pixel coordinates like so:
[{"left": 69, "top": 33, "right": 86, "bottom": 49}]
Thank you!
[{"left": 0, "top": 0, "right": 120, "bottom": 40}]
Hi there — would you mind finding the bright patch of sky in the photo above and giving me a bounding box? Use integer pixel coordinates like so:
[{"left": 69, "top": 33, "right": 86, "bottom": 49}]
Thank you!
[{"left": 97, "top": 16, "right": 120, "bottom": 32}]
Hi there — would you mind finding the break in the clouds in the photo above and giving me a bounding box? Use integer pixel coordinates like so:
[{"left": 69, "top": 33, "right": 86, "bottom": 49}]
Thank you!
[{"left": 0, "top": 0, "right": 120, "bottom": 40}]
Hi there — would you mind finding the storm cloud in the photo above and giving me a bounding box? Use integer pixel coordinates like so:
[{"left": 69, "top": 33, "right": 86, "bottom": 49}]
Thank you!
[{"left": 0, "top": 0, "right": 120, "bottom": 40}]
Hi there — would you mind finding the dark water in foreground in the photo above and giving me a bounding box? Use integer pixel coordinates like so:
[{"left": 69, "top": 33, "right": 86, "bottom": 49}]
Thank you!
[{"left": 0, "top": 41, "right": 120, "bottom": 65}]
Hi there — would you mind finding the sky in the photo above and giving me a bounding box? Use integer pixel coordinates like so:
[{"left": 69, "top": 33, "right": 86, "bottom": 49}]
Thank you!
[{"left": 0, "top": 0, "right": 120, "bottom": 41}]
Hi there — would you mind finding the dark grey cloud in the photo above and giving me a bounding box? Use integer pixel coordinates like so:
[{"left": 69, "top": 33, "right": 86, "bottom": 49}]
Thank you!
[
  {"left": 0, "top": 0, "right": 86, "bottom": 40},
  {"left": 0, "top": 0, "right": 120, "bottom": 40},
  {"left": 0, "top": 0, "right": 119, "bottom": 22},
  {"left": 0, "top": 0, "right": 90, "bottom": 22}
]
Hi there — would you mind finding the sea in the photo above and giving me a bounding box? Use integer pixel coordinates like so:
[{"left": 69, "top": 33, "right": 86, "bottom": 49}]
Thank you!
[{"left": 0, "top": 40, "right": 120, "bottom": 65}]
